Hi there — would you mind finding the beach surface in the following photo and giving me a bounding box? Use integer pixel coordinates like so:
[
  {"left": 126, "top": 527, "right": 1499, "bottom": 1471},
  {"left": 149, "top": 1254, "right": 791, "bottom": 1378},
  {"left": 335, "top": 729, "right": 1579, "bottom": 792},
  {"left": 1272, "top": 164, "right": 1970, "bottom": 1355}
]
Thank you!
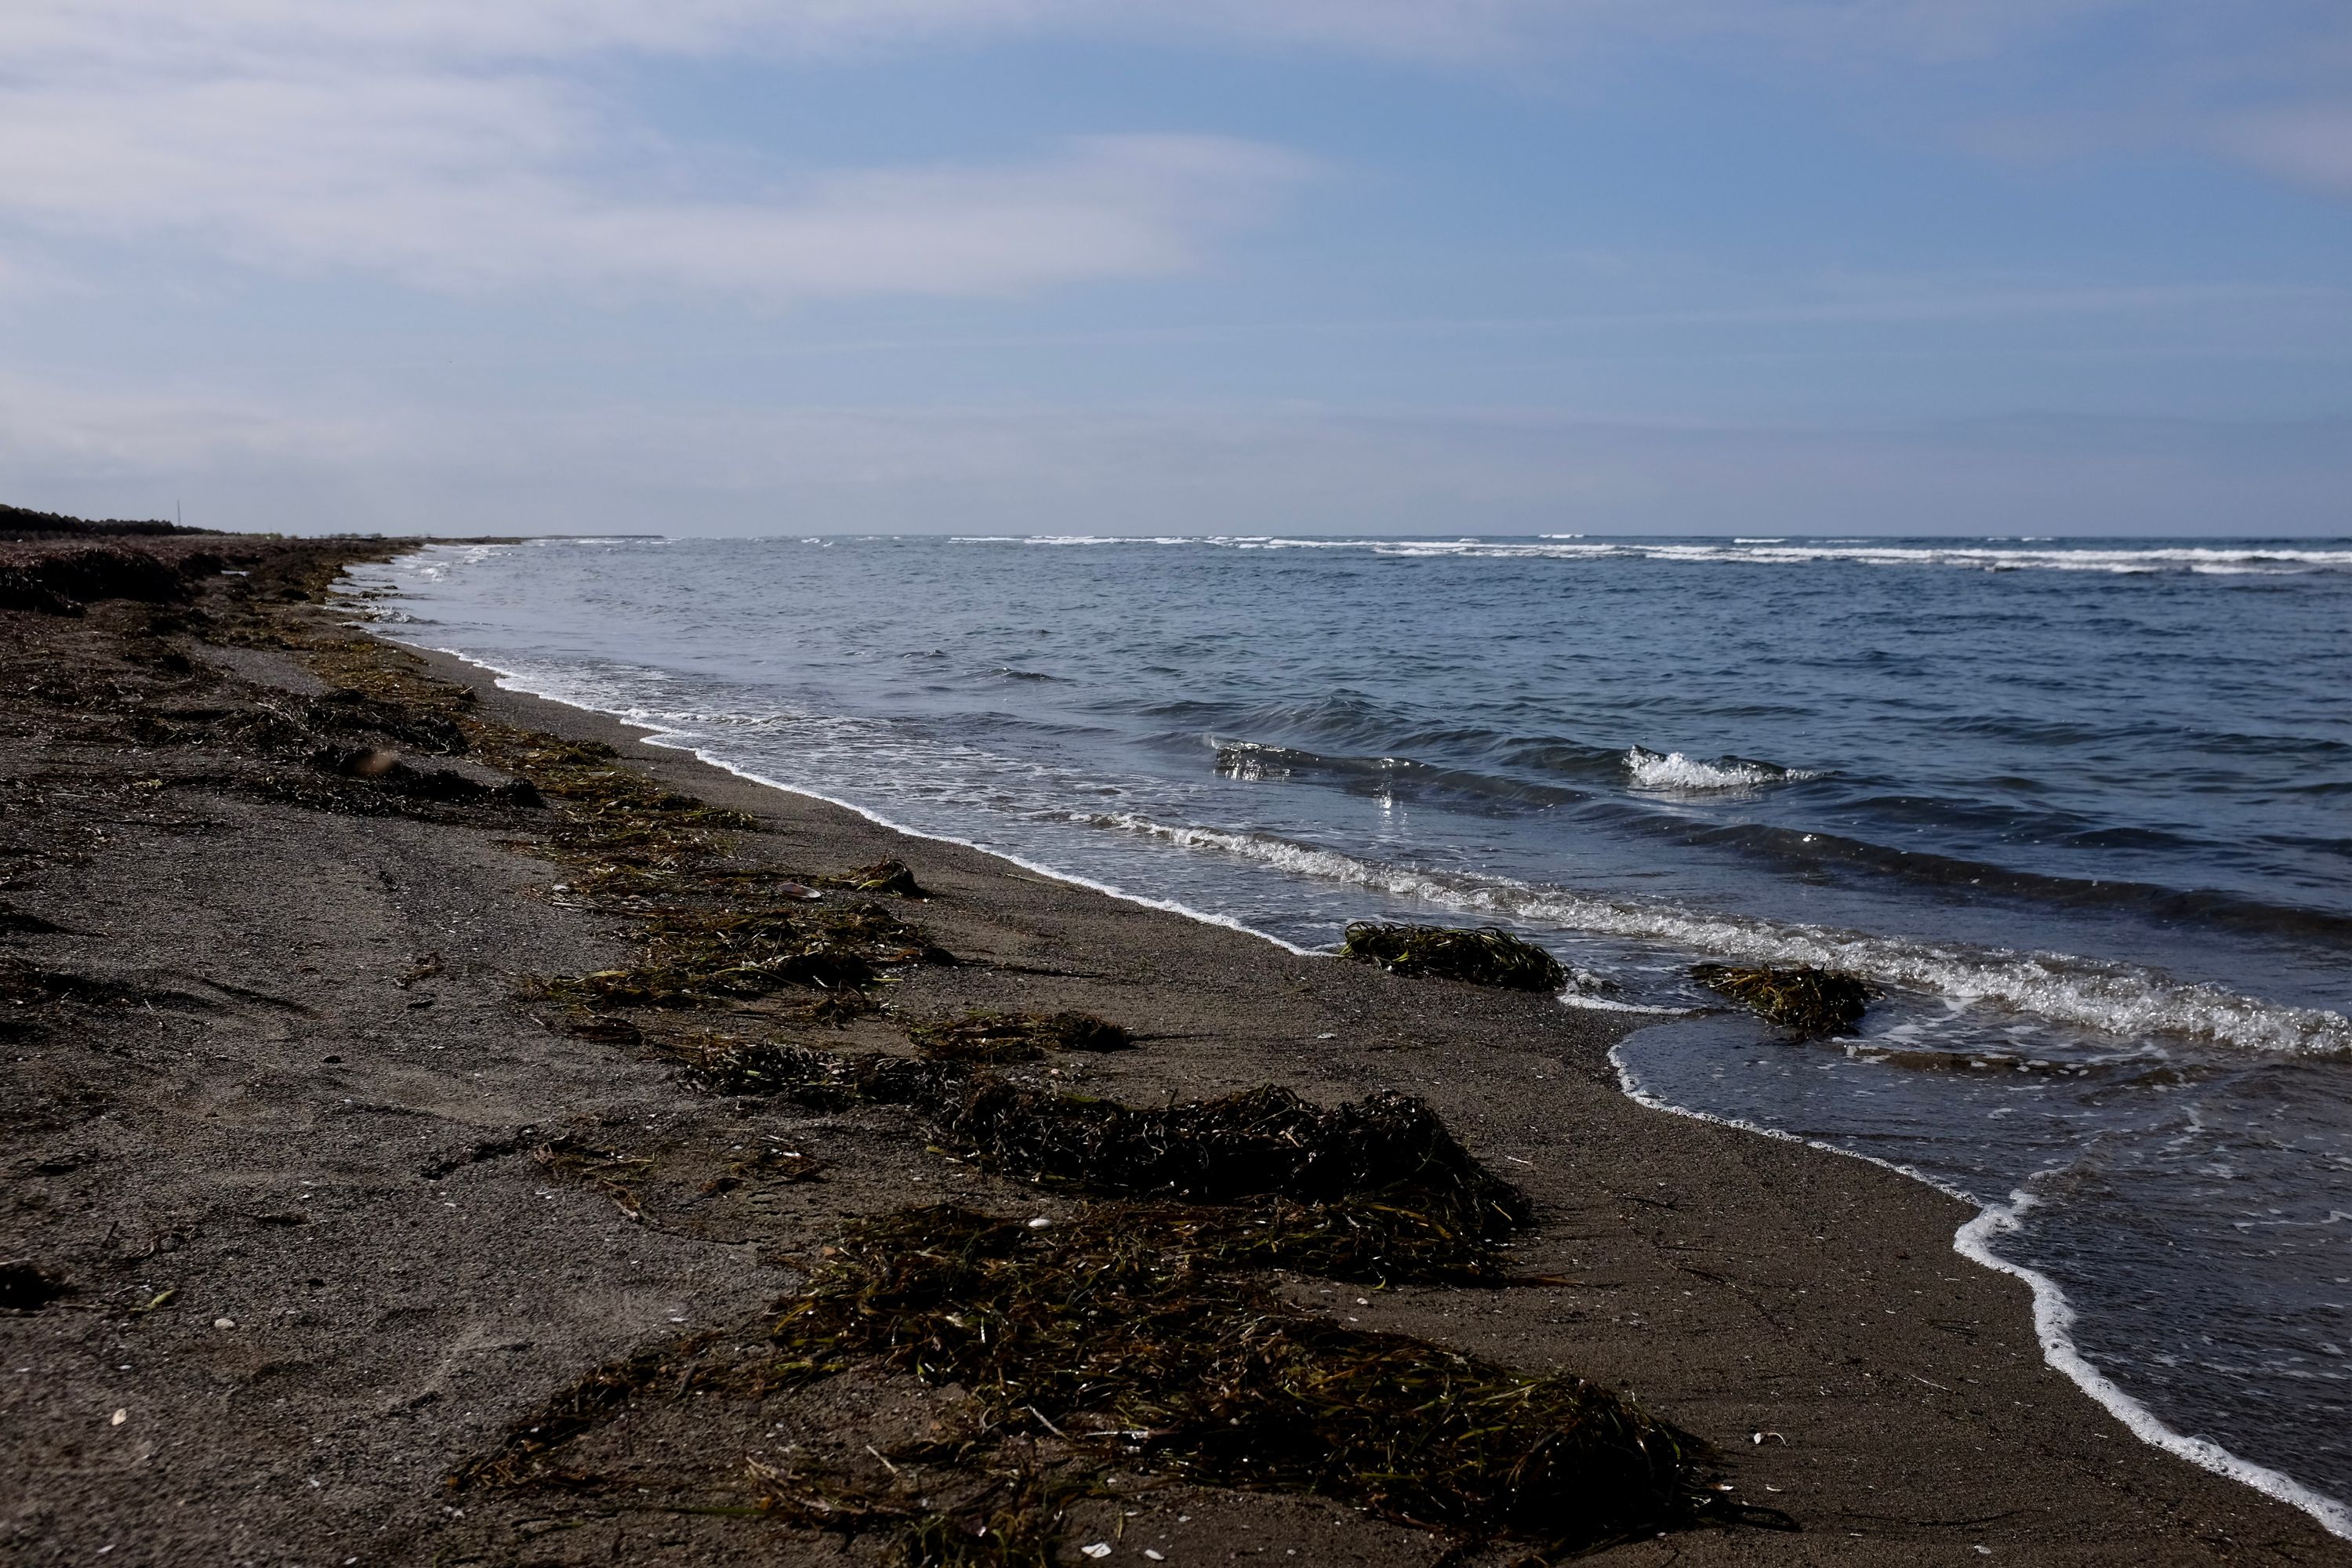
[{"left": 2, "top": 534, "right": 2345, "bottom": 1566}]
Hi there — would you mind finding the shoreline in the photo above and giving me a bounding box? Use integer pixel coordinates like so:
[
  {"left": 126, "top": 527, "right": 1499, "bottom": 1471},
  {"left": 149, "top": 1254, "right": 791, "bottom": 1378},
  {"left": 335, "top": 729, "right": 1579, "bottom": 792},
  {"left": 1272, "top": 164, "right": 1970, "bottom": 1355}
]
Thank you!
[
  {"left": 3, "top": 535, "right": 2347, "bottom": 1563},
  {"left": 408, "top": 628, "right": 2352, "bottom": 1544}
]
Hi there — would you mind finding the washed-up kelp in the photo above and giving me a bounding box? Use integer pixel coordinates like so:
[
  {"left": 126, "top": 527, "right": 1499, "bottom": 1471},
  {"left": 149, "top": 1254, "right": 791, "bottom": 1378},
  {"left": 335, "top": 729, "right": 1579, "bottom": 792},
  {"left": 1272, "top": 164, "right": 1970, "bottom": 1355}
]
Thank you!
[
  {"left": 678, "top": 1041, "right": 1527, "bottom": 1240},
  {"left": 818, "top": 858, "right": 925, "bottom": 898},
  {"left": 1341, "top": 922, "right": 1566, "bottom": 993},
  {"left": 939, "top": 1082, "right": 1531, "bottom": 1240},
  {"left": 682, "top": 1040, "right": 956, "bottom": 1107},
  {"left": 0, "top": 543, "right": 205, "bottom": 616},
  {"left": 757, "top": 1204, "right": 1713, "bottom": 1558},
  {"left": 1691, "top": 963, "right": 1871, "bottom": 1036},
  {"left": 569, "top": 902, "right": 949, "bottom": 1010},
  {"left": 531, "top": 1137, "right": 656, "bottom": 1221},
  {"left": 909, "top": 1010, "right": 1132, "bottom": 1063}
]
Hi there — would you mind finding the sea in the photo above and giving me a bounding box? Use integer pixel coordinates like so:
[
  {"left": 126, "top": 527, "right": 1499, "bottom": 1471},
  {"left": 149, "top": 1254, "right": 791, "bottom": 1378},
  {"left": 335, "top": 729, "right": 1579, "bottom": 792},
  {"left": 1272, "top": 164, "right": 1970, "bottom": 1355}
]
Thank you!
[{"left": 347, "top": 535, "right": 2352, "bottom": 1532}]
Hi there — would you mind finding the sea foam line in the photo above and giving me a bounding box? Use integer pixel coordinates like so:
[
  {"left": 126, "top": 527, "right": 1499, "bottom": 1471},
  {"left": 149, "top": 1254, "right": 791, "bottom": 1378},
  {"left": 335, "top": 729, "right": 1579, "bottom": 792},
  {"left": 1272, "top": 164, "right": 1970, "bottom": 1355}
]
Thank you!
[
  {"left": 1605, "top": 1042, "right": 2352, "bottom": 1541},
  {"left": 945, "top": 535, "right": 2352, "bottom": 575},
  {"left": 1080, "top": 813, "right": 2352, "bottom": 1058}
]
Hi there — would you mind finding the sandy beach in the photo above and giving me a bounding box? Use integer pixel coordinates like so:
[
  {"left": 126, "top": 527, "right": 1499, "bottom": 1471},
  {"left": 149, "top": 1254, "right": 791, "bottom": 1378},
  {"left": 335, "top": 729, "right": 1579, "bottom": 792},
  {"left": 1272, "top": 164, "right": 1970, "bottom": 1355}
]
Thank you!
[{"left": 4, "top": 532, "right": 2346, "bottom": 1566}]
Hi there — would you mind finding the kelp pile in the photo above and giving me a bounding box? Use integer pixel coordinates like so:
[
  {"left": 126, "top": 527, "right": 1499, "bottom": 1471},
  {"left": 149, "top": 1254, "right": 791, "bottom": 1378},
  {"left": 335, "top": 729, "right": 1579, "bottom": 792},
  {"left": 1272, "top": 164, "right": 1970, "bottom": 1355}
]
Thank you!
[
  {"left": 818, "top": 858, "right": 925, "bottom": 898},
  {"left": 908, "top": 1009, "right": 1132, "bottom": 1063},
  {"left": 938, "top": 1081, "right": 1530, "bottom": 1237},
  {"left": 563, "top": 901, "right": 949, "bottom": 1013},
  {"left": 764, "top": 1206, "right": 1711, "bottom": 1555},
  {"left": 679, "top": 1042, "right": 1526, "bottom": 1239},
  {"left": 1341, "top": 921, "right": 1567, "bottom": 992},
  {"left": 1692, "top": 963, "right": 1872, "bottom": 1036},
  {"left": 0, "top": 542, "right": 218, "bottom": 616},
  {"left": 463, "top": 1203, "right": 1718, "bottom": 1563}
]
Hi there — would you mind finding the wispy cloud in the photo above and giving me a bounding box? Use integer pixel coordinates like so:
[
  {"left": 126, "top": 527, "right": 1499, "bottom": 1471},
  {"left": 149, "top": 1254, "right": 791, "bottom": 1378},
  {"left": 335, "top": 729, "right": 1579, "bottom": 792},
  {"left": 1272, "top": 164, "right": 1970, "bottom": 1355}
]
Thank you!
[
  {"left": 2216, "top": 105, "right": 2352, "bottom": 198},
  {"left": 0, "top": 4, "right": 1308, "bottom": 300},
  {"left": 1, "top": 0, "right": 2344, "bottom": 308}
]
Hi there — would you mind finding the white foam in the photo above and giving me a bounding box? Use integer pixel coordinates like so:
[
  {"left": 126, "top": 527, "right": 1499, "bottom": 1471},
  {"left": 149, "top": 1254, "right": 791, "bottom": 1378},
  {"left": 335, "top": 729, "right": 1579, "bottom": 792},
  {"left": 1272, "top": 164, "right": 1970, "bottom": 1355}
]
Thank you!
[
  {"left": 1624, "top": 746, "right": 1809, "bottom": 790},
  {"left": 1952, "top": 1187, "right": 2352, "bottom": 1537},
  {"left": 943, "top": 535, "right": 2352, "bottom": 575},
  {"left": 1080, "top": 814, "right": 2352, "bottom": 1058},
  {"left": 1606, "top": 1041, "right": 2352, "bottom": 1541}
]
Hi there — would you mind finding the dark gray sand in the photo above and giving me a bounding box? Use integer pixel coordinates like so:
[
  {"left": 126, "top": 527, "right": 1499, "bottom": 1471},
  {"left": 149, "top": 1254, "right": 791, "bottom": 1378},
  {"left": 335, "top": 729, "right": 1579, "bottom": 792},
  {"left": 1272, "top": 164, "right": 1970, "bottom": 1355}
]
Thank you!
[{"left": 3, "top": 564, "right": 2346, "bottom": 1566}]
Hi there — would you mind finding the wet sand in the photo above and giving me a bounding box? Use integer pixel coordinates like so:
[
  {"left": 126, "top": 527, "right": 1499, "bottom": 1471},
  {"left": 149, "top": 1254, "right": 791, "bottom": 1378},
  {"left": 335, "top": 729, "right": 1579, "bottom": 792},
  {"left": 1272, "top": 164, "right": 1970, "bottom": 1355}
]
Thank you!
[{"left": 2, "top": 537, "right": 2346, "bottom": 1565}]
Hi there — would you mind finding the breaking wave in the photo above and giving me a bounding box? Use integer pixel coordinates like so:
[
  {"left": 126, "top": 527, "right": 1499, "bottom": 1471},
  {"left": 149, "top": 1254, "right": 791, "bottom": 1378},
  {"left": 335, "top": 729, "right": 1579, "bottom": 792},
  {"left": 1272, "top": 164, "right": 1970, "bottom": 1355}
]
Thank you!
[
  {"left": 1080, "top": 812, "right": 2352, "bottom": 1058},
  {"left": 1624, "top": 746, "right": 1815, "bottom": 790},
  {"left": 950, "top": 535, "right": 2352, "bottom": 575}
]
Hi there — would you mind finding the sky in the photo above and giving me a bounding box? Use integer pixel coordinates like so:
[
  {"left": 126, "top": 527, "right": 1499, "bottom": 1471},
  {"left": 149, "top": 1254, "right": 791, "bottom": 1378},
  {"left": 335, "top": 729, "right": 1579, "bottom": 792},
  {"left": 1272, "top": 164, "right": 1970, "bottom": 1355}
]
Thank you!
[{"left": 2, "top": 2, "right": 2349, "bottom": 537}]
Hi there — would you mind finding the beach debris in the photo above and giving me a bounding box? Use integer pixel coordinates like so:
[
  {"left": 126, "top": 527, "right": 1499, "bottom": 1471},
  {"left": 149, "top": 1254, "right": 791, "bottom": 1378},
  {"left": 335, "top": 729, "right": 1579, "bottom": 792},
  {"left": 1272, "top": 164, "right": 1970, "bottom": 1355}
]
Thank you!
[
  {"left": 754, "top": 1204, "right": 1714, "bottom": 1557},
  {"left": 698, "top": 1145, "right": 824, "bottom": 1195},
  {"left": 0, "top": 543, "right": 206, "bottom": 617},
  {"left": 1340, "top": 922, "right": 1566, "bottom": 992},
  {"left": 531, "top": 1138, "right": 655, "bottom": 1221},
  {"left": 937, "top": 1081, "right": 1531, "bottom": 1236},
  {"left": 461, "top": 1199, "right": 1722, "bottom": 1560},
  {"left": 820, "top": 859, "right": 925, "bottom": 898},
  {"left": 0, "top": 1259, "right": 73, "bottom": 1311},
  {"left": 1692, "top": 964, "right": 1872, "bottom": 1036},
  {"left": 563, "top": 901, "right": 949, "bottom": 1013},
  {"left": 909, "top": 1009, "right": 1134, "bottom": 1063}
]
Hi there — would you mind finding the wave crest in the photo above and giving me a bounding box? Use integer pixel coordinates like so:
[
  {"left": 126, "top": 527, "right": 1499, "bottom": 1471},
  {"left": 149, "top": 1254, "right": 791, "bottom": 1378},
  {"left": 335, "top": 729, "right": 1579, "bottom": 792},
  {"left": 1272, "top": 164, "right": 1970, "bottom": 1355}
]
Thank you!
[
  {"left": 1079, "top": 812, "right": 2352, "bottom": 1058},
  {"left": 1624, "top": 746, "right": 1812, "bottom": 790}
]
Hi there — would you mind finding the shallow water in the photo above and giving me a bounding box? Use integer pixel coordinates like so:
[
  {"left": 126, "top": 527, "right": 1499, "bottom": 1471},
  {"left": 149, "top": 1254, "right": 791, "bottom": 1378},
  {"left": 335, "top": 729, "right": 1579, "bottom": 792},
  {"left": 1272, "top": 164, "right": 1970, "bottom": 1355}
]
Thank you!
[{"left": 350, "top": 534, "right": 2352, "bottom": 1523}]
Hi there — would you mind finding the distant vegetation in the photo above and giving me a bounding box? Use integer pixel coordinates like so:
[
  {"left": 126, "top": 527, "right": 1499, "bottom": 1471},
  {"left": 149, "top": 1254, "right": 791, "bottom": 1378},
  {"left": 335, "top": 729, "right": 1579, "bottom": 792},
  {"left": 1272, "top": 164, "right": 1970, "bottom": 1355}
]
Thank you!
[{"left": 2, "top": 501, "right": 213, "bottom": 538}]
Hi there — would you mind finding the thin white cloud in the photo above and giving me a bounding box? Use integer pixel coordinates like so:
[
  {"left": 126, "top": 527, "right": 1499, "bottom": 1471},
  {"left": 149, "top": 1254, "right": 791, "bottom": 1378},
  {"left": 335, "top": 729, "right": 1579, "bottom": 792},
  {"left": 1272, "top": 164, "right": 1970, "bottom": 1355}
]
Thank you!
[
  {"left": 2218, "top": 106, "right": 2352, "bottom": 198},
  {"left": 0, "top": 0, "right": 2343, "bottom": 307},
  {"left": 0, "top": 3, "right": 1308, "bottom": 300},
  {"left": 0, "top": 67, "right": 1304, "bottom": 298}
]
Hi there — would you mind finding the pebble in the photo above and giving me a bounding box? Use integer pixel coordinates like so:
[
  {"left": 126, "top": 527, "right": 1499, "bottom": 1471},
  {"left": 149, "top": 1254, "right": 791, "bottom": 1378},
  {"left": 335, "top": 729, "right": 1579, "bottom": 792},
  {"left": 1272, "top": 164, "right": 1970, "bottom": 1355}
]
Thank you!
[{"left": 213, "top": 1318, "right": 236, "bottom": 1330}]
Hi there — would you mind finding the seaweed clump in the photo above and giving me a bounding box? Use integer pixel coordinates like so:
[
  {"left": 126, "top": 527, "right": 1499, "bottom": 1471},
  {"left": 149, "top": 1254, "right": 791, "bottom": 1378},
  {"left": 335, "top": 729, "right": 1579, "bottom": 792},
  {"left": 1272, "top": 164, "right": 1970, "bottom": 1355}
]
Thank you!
[
  {"left": 1341, "top": 921, "right": 1566, "bottom": 992},
  {"left": 909, "top": 1010, "right": 1132, "bottom": 1063},
  {"left": 1692, "top": 963, "right": 1871, "bottom": 1036},
  {"left": 941, "top": 1082, "right": 1530, "bottom": 1238},
  {"left": 753, "top": 1205, "right": 1711, "bottom": 1558},
  {"left": 567, "top": 902, "right": 948, "bottom": 1012},
  {"left": 818, "top": 858, "right": 925, "bottom": 898},
  {"left": 0, "top": 543, "right": 202, "bottom": 616},
  {"left": 460, "top": 1203, "right": 1717, "bottom": 1561}
]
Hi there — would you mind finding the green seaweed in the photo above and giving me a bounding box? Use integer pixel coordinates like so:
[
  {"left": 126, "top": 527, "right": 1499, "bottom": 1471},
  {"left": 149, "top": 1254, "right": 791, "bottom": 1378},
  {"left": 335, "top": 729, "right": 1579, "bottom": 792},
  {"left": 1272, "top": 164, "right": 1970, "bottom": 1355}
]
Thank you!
[
  {"left": 753, "top": 1204, "right": 1713, "bottom": 1557},
  {"left": 1691, "top": 963, "right": 1872, "bottom": 1036},
  {"left": 1340, "top": 922, "right": 1566, "bottom": 992}
]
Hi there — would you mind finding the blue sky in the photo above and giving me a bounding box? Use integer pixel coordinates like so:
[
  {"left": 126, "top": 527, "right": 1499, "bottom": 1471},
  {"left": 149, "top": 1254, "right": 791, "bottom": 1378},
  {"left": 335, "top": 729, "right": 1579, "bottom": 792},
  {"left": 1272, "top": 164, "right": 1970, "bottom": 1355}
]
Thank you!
[{"left": 2, "top": 2, "right": 2348, "bottom": 535}]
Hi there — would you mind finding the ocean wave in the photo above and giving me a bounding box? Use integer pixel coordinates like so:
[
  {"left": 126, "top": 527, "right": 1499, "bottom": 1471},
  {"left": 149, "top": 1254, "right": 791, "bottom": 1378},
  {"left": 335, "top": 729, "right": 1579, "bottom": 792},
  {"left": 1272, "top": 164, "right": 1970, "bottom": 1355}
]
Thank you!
[
  {"left": 1079, "top": 812, "right": 2352, "bottom": 1058},
  {"left": 1624, "top": 746, "right": 1814, "bottom": 790},
  {"left": 947, "top": 535, "right": 2352, "bottom": 575}
]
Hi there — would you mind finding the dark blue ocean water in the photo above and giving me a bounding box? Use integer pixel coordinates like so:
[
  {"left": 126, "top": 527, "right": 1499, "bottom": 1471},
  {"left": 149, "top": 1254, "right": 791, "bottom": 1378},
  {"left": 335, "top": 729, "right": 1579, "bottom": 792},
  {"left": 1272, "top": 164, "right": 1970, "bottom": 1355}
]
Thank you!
[{"left": 350, "top": 535, "right": 2352, "bottom": 1529}]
